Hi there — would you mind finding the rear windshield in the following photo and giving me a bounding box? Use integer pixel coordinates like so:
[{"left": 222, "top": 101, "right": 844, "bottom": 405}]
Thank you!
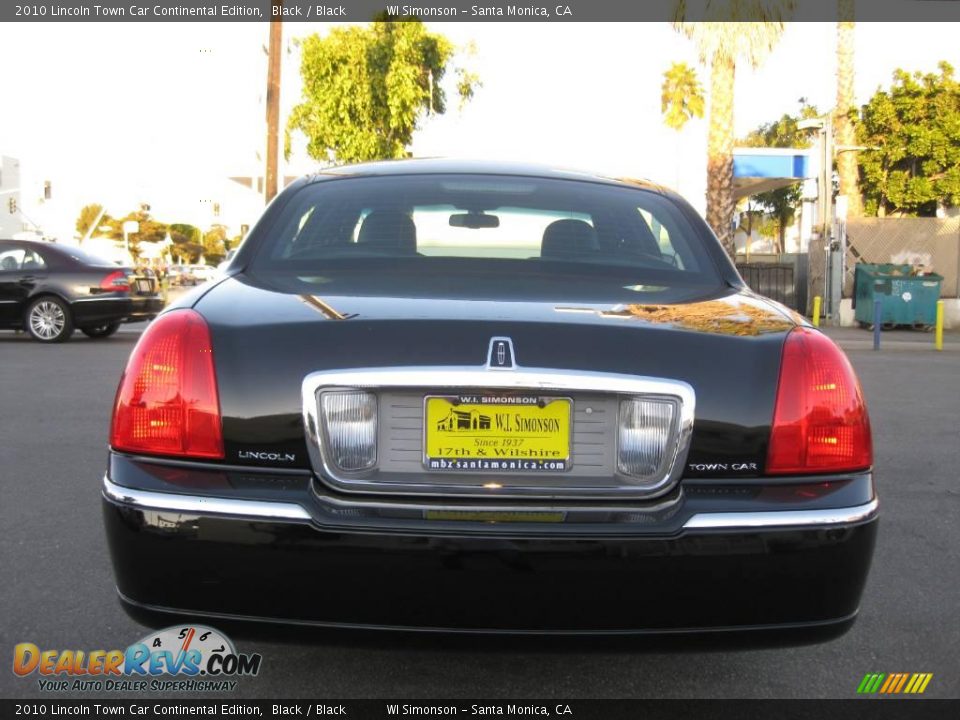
[{"left": 251, "top": 175, "right": 721, "bottom": 285}]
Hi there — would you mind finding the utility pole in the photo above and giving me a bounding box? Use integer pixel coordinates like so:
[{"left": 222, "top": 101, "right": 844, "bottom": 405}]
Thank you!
[{"left": 264, "top": 1, "right": 283, "bottom": 204}]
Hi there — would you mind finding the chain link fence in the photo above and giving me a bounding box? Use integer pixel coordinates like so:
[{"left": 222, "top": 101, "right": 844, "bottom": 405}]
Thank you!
[{"left": 844, "top": 217, "right": 960, "bottom": 299}]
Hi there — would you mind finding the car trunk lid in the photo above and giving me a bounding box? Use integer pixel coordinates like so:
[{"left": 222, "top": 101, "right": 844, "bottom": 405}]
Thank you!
[{"left": 195, "top": 273, "right": 796, "bottom": 484}]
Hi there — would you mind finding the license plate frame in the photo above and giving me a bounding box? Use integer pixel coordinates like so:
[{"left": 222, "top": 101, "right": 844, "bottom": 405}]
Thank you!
[{"left": 422, "top": 394, "right": 572, "bottom": 473}]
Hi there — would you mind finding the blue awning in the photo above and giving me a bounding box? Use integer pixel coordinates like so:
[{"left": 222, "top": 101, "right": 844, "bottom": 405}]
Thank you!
[{"left": 733, "top": 149, "right": 813, "bottom": 199}]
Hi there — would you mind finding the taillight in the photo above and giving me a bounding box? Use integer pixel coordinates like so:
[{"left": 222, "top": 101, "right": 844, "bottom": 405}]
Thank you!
[
  {"left": 767, "top": 327, "right": 872, "bottom": 474},
  {"left": 110, "top": 310, "right": 223, "bottom": 459},
  {"left": 100, "top": 270, "right": 130, "bottom": 292}
]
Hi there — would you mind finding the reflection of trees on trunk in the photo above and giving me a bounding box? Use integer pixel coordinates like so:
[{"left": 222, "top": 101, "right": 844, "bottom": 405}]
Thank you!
[{"left": 606, "top": 300, "right": 794, "bottom": 336}]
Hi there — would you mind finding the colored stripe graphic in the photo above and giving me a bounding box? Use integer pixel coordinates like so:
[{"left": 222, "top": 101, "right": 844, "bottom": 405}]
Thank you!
[
  {"left": 857, "top": 673, "right": 885, "bottom": 693},
  {"left": 893, "top": 674, "right": 910, "bottom": 693},
  {"left": 879, "top": 674, "right": 897, "bottom": 693},
  {"left": 909, "top": 674, "right": 933, "bottom": 694},
  {"left": 858, "top": 673, "right": 932, "bottom": 694}
]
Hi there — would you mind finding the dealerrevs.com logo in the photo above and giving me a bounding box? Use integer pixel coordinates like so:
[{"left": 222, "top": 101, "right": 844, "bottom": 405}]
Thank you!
[{"left": 13, "top": 625, "right": 262, "bottom": 693}]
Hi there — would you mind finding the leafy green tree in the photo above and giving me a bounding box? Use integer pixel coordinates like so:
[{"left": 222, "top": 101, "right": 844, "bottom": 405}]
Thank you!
[
  {"left": 121, "top": 209, "right": 167, "bottom": 245},
  {"left": 168, "top": 223, "right": 201, "bottom": 245},
  {"left": 674, "top": 0, "right": 794, "bottom": 257},
  {"left": 858, "top": 62, "right": 960, "bottom": 216},
  {"left": 287, "top": 19, "right": 479, "bottom": 163},
  {"left": 91, "top": 206, "right": 166, "bottom": 262},
  {"left": 172, "top": 244, "right": 203, "bottom": 264},
  {"left": 203, "top": 225, "right": 228, "bottom": 262},
  {"left": 75, "top": 204, "right": 106, "bottom": 238},
  {"left": 740, "top": 101, "right": 819, "bottom": 251},
  {"left": 168, "top": 223, "right": 203, "bottom": 263},
  {"left": 661, "top": 62, "right": 705, "bottom": 131},
  {"left": 97, "top": 207, "right": 164, "bottom": 242}
]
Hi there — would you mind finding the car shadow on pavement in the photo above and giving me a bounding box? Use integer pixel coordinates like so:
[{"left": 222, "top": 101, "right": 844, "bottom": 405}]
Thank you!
[{"left": 0, "top": 330, "right": 140, "bottom": 344}]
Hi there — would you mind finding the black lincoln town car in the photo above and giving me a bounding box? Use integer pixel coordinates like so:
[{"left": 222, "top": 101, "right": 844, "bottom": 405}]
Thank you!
[{"left": 102, "top": 160, "right": 876, "bottom": 637}]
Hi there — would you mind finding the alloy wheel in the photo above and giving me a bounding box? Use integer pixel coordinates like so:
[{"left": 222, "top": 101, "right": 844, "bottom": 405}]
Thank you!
[{"left": 29, "top": 300, "right": 66, "bottom": 340}]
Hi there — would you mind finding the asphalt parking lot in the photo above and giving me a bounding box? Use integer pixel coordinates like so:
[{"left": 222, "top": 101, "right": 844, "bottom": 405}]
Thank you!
[{"left": 1, "top": 326, "right": 957, "bottom": 699}]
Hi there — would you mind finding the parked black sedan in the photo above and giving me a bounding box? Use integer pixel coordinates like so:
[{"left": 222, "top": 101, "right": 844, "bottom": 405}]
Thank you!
[
  {"left": 0, "top": 239, "right": 164, "bottom": 342},
  {"left": 103, "top": 160, "right": 876, "bottom": 639}
]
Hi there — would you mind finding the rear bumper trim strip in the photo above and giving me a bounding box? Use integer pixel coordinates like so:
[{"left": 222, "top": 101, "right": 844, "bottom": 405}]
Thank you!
[
  {"left": 102, "top": 476, "right": 877, "bottom": 530},
  {"left": 683, "top": 499, "right": 878, "bottom": 529},
  {"left": 102, "top": 475, "right": 311, "bottom": 521}
]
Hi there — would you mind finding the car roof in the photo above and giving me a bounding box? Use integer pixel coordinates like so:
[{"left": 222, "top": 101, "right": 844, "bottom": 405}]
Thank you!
[
  {"left": 305, "top": 158, "right": 669, "bottom": 194},
  {"left": 1, "top": 239, "right": 66, "bottom": 254},
  {"left": 0, "top": 239, "right": 46, "bottom": 246}
]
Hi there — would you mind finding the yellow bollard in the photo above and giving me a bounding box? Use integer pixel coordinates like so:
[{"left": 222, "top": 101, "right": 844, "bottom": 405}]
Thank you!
[
  {"left": 935, "top": 300, "right": 944, "bottom": 351},
  {"left": 812, "top": 296, "right": 822, "bottom": 328}
]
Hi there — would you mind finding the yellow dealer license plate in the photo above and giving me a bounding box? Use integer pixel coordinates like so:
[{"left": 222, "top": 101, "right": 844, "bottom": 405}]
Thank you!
[{"left": 424, "top": 395, "right": 571, "bottom": 472}]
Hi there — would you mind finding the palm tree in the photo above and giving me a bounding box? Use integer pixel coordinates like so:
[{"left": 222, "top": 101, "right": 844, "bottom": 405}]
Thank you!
[
  {"left": 661, "top": 62, "right": 706, "bottom": 131},
  {"left": 835, "top": 0, "right": 862, "bottom": 217},
  {"left": 661, "top": 62, "right": 706, "bottom": 190},
  {"left": 674, "top": 2, "right": 794, "bottom": 257}
]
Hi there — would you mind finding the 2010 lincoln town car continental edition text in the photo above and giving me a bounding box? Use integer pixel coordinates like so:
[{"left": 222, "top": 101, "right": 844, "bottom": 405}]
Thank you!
[{"left": 102, "top": 160, "right": 877, "bottom": 637}]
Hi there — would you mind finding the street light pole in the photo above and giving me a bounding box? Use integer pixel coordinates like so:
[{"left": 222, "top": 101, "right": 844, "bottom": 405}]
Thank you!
[
  {"left": 798, "top": 117, "right": 839, "bottom": 324},
  {"left": 823, "top": 118, "right": 833, "bottom": 250},
  {"left": 823, "top": 118, "right": 844, "bottom": 326}
]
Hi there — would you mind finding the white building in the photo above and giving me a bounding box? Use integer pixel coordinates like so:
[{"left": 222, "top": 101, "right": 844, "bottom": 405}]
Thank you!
[{"left": 1, "top": 155, "right": 24, "bottom": 238}]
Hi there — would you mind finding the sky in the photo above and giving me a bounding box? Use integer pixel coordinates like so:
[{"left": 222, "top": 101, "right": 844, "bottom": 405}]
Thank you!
[{"left": 0, "top": 20, "right": 957, "bottom": 240}]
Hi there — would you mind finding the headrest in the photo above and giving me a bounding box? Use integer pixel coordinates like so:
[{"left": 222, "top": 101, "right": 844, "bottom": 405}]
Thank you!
[
  {"left": 357, "top": 210, "right": 417, "bottom": 252},
  {"left": 541, "top": 219, "right": 599, "bottom": 256}
]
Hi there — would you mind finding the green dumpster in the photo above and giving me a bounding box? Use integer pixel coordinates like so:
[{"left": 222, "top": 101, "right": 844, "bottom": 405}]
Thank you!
[{"left": 854, "top": 263, "right": 943, "bottom": 328}]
